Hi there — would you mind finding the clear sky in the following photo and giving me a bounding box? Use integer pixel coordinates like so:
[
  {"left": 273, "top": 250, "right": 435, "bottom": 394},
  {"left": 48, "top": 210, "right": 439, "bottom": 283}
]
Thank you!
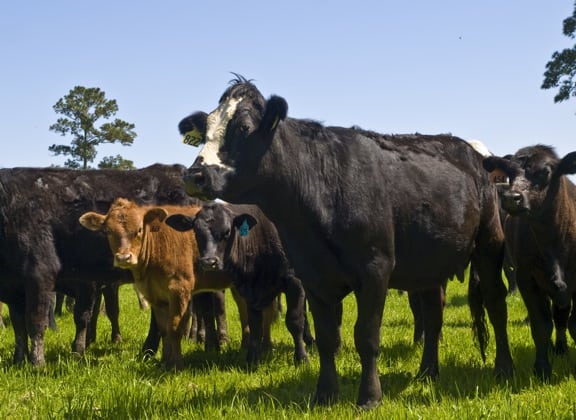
[{"left": 1, "top": 1, "right": 574, "bottom": 169}]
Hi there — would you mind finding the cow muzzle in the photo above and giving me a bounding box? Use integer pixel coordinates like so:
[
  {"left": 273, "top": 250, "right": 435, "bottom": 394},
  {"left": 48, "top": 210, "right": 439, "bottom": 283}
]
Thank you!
[
  {"left": 199, "top": 256, "right": 222, "bottom": 271},
  {"left": 184, "top": 166, "right": 208, "bottom": 197},
  {"left": 114, "top": 252, "right": 137, "bottom": 269},
  {"left": 183, "top": 162, "right": 230, "bottom": 201},
  {"left": 501, "top": 191, "right": 529, "bottom": 215}
]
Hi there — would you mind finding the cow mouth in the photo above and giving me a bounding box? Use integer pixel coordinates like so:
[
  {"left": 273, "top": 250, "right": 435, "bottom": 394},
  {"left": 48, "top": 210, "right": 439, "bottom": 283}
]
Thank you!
[
  {"left": 114, "top": 260, "right": 136, "bottom": 269},
  {"left": 500, "top": 195, "right": 529, "bottom": 216}
]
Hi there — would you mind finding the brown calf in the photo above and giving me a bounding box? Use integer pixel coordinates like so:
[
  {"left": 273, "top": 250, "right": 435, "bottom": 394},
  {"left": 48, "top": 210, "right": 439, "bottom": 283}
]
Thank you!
[{"left": 79, "top": 198, "right": 235, "bottom": 369}]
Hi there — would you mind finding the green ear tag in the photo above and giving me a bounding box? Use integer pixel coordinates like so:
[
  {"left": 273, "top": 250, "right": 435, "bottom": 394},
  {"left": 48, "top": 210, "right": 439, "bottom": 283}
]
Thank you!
[
  {"left": 182, "top": 128, "right": 203, "bottom": 146},
  {"left": 239, "top": 219, "right": 249, "bottom": 237}
]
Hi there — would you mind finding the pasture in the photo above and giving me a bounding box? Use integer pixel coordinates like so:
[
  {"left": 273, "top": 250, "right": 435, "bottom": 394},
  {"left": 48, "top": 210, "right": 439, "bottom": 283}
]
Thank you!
[{"left": 0, "top": 279, "right": 575, "bottom": 419}]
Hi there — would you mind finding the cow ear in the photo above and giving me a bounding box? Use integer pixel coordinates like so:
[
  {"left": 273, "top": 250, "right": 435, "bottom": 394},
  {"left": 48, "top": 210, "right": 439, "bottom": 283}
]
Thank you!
[
  {"left": 259, "top": 95, "right": 288, "bottom": 133},
  {"left": 482, "top": 156, "right": 500, "bottom": 173},
  {"left": 233, "top": 214, "right": 258, "bottom": 237},
  {"left": 556, "top": 151, "right": 576, "bottom": 176},
  {"left": 79, "top": 212, "right": 105, "bottom": 231},
  {"left": 180, "top": 112, "right": 208, "bottom": 147},
  {"left": 165, "top": 214, "right": 195, "bottom": 232},
  {"left": 144, "top": 207, "right": 169, "bottom": 225}
]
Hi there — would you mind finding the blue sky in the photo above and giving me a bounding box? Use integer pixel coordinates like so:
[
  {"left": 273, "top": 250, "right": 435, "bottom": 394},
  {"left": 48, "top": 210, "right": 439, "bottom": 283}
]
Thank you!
[{"left": 1, "top": 1, "right": 574, "bottom": 169}]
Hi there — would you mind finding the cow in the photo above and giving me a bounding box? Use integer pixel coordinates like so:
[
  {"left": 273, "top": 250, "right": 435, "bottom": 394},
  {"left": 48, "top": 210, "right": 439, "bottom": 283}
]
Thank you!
[
  {"left": 483, "top": 145, "right": 576, "bottom": 379},
  {"left": 0, "top": 164, "right": 203, "bottom": 366},
  {"left": 177, "top": 76, "right": 512, "bottom": 409},
  {"left": 79, "top": 198, "right": 268, "bottom": 369},
  {"left": 165, "top": 201, "right": 314, "bottom": 366}
]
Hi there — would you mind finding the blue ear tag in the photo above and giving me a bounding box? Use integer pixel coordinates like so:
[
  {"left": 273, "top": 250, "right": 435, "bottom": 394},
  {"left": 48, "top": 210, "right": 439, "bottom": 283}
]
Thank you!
[{"left": 239, "top": 219, "right": 250, "bottom": 237}]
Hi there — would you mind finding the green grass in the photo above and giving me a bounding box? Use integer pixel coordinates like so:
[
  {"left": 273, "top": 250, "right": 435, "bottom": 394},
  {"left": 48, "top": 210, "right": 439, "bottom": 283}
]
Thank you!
[{"left": 1, "top": 279, "right": 575, "bottom": 419}]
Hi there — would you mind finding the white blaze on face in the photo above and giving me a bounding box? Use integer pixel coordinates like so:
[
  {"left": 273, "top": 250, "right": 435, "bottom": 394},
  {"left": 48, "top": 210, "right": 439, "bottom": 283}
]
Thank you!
[{"left": 197, "top": 96, "right": 241, "bottom": 169}]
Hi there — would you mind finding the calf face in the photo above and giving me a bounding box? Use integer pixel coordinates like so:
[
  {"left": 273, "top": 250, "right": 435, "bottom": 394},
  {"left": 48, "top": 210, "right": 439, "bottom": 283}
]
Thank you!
[
  {"left": 79, "top": 198, "right": 168, "bottom": 269},
  {"left": 483, "top": 145, "right": 576, "bottom": 216},
  {"left": 165, "top": 203, "right": 256, "bottom": 271}
]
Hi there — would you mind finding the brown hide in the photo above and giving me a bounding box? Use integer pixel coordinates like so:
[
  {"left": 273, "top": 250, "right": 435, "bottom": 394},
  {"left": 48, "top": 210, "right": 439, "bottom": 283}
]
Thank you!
[{"left": 80, "top": 198, "right": 232, "bottom": 369}]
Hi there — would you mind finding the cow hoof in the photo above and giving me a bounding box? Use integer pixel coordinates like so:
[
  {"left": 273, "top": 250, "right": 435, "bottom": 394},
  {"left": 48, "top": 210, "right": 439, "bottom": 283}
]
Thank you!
[
  {"left": 415, "top": 368, "right": 439, "bottom": 381},
  {"left": 554, "top": 341, "right": 568, "bottom": 355},
  {"left": 533, "top": 363, "right": 552, "bottom": 382},
  {"left": 312, "top": 390, "right": 338, "bottom": 407},
  {"left": 294, "top": 353, "right": 309, "bottom": 366},
  {"left": 357, "top": 398, "right": 381, "bottom": 411}
]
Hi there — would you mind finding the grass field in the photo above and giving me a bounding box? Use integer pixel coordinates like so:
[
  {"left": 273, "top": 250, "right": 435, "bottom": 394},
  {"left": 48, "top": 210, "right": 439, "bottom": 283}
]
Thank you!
[{"left": 1, "top": 278, "right": 576, "bottom": 419}]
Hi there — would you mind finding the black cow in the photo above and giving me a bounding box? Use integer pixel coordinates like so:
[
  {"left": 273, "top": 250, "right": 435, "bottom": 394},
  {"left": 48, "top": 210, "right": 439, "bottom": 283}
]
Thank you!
[
  {"left": 166, "top": 201, "right": 314, "bottom": 366},
  {"left": 178, "top": 76, "right": 512, "bottom": 409},
  {"left": 483, "top": 145, "right": 576, "bottom": 379},
  {"left": 0, "top": 164, "right": 207, "bottom": 366}
]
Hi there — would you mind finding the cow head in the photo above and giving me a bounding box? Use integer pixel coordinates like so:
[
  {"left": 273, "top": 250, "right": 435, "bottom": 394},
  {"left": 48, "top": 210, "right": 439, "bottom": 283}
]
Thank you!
[
  {"left": 79, "top": 198, "right": 169, "bottom": 269},
  {"left": 181, "top": 75, "right": 287, "bottom": 202},
  {"left": 483, "top": 145, "right": 576, "bottom": 216},
  {"left": 165, "top": 202, "right": 257, "bottom": 271}
]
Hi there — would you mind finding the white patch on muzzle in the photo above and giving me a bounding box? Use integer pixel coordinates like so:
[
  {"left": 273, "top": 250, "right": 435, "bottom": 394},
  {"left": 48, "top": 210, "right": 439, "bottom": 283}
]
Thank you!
[{"left": 197, "top": 96, "right": 241, "bottom": 169}]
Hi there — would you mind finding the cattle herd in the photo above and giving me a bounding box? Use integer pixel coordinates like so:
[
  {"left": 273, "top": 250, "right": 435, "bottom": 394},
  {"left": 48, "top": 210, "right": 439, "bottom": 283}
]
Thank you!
[{"left": 1, "top": 75, "right": 575, "bottom": 410}]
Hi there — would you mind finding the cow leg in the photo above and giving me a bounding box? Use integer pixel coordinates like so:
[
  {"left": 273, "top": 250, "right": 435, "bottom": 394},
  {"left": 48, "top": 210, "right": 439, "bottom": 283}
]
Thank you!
[
  {"left": 353, "top": 275, "right": 387, "bottom": 410},
  {"left": 26, "top": 282, "right": 53, "bottom": 366},
  {"left": 72, "top": 284, "right": 98, "bottom": 355},
  {"left": 408, "top": 291, "right": 424, "bottom": 344},
  {"left": 307, "top": 293, "right": 343, "bottom": 406},
  {"left": 8, "top": 302, "right": 29, "bottom": 364},
  {"left": 303, "top": 299, "right": 315, "bottom": 347},
  {"left": 261, "top": 301, "right": 278, "bottom": 354},
  {"left": 48, "top": 292, "right": 58, "bottom": 331},
  {"left": 154, "top": 306, "right": 173, "bottom": 367},
  {"left": 134, "top": 284, "right": 149, "bottom": 310},
  {"left": 231, "top": 287, "right": 250, "bottom": 348},
  {"left": 0, "top": 301, "right": 4, "bottom": 329},
  {"left": 416, "top": 287, "right": 443, "bottom": 379},
  {"left": 472, "top": 255, "right": 514, "bottom": 378},
  {"left": 165, "top": 292, "right": 192, "bottom": 370},
  {"left": 246, "top": 306, "right": 264, "bottom": 367},
  {"left": 283, "top": 276, "right": 309, "bottom": 365},
  {"left": 102, "top": 282, "right": 122, "bottom": 343},
  {"left": 552, "top": 303, "right": 569, "bottom": 355},
  {"left": 86, "top": 290, "right": 102, "bottom": 348},
  {"left": 213, "top": 290, "right": 229, "bottom": 347},
  {"left": 568, "top": 296, "right": 576, "bottom": 345},
  {"left": 141, "top": 308, "right": 161, "bottom": 356},
  {"left": 193, "top": 293, "right": 219, "bottom": 352},
  {"left": 54, "top": 292, "right": 65, "bottom": 317},
  {"left": 522, "top": 287, "right": 554, "bottom": 380},
  {"left": 185, "top": 298, "right": 196, "bottom": 341}
]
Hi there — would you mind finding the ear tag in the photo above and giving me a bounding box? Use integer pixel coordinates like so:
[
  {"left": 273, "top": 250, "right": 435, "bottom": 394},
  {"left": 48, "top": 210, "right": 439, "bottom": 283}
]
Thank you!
[
  {"left": 182, "top": 128, "right": 204, "bottom": 146},
  {"left": 271, "top": 116, "right": 280, "bottom": 130},
  {"left": 489, "top": 168, "right": 508, "bottom": 184},
  {"left": 239, "top": 219, "right": 250, "bottom": 237}
]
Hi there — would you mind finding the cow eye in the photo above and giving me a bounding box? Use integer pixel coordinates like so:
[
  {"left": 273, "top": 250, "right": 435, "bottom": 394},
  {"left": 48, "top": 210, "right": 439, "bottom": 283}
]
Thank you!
[{"left": 223, "top": 228, "right": 231, "bottom": 239}]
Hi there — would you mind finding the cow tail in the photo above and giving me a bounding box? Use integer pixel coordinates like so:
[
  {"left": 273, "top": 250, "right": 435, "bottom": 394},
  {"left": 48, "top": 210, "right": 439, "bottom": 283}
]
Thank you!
[{"left": 468, "top": 263, "right": 489, "bottom": 362}]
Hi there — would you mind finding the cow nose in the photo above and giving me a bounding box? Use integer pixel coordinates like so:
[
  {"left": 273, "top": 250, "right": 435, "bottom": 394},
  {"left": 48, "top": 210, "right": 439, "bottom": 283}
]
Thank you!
[
  {"left": 184, "top": 169, "right": 206, "bottom": 188},
  {"left": 200, "top": 257, "right": 219, "bottom": 269},
  {"left": 115, "top": 253, "right": 132, "bottom": 264},
  {"left": 502, "top": 192, "right": 523, "bottom": 210}
]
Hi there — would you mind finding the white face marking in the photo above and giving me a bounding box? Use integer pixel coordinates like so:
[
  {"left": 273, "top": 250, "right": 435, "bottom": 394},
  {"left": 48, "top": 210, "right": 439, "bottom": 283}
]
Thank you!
[{"left": 197, "top": 96, "right": 241, "bottom": 169}]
